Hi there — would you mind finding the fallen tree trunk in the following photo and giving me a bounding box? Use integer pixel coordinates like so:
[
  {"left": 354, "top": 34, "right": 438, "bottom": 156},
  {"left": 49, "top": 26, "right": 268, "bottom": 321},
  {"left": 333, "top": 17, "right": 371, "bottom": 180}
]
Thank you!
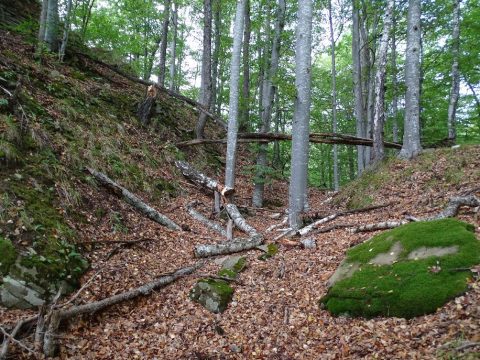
[
  {"left": 43, "top": 262, "right": 203, "bottom": 357},
  {"left": 225, "top": 203, "right": 258, "bottom": 237},
  {"left": 175, "top": 160, "right": 234, "bottom": 197},
  {"left": 186, "top": 203, "right": 227, "bottom": 237},
  {"left": 176, "top": 132, "right": 402, "bottom": 149},
  {"left": 351, "top": 220, "right": 410, "bottom": 233},
  {"left": 86, "top": 167, "right": 181, "bottom": 231},
  {"left": 194, "top": 235, "right": 264, "bottom": 258}
]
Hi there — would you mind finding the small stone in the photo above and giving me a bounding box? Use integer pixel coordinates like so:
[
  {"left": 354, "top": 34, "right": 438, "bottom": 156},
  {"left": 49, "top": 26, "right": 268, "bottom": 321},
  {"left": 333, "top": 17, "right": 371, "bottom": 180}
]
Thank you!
[{"left": 301, "top": 238, "right": 316, "bottom": 249}]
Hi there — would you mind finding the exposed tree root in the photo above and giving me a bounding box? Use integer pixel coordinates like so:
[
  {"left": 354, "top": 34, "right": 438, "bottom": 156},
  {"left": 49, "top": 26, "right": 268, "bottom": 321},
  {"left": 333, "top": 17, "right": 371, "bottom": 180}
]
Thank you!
[{"left": 86, "top": 167, "right": 181, "bottom": 231}]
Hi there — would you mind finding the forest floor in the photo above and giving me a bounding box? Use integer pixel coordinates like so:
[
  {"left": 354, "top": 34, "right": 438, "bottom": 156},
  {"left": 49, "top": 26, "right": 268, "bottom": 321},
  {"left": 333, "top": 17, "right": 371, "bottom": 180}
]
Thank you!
[
  {"left": 1, "top": 28, "right": 479, "bottom": 359},
  {"left": 2, "top": 145, "right": 480, "bottom": 360}
]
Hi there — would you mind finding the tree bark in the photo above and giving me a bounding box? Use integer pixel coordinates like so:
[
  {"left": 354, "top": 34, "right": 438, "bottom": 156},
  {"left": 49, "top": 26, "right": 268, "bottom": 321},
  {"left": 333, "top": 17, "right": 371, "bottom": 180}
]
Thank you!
[
  {"left": 399, "top": 0, "right": 422, "bottom": 159},
  {"left": 168, "top": 2, "right": 178, "bottom": 91},
  {"left": 391, "top": 1, "right": 399, "bottom": 143},
  {"left": 288, "top": 0, "right": 313, "bottom": 230},
  {"left": 58, "top": 0, "right": 72, "bottom": 61},
  {"left": 328, "top": 0, "right": 339, "bottom": 190},
  {"left": 225, "top": 0, "right": 247, "bottom": 190},
  {"left": 196, "top": 0, "right": 213, "bottom": 139},
  {"left": 44, "top": 0, "right": 59, "bottom": 52},
  {"left": 372, "top": 0, "right": 394, "bottom": 163},
  {"left": 240, "top": 0, "right": 251, "bottom": 132},
  {"left": 211, "top": 0, "right": 221, "bottom": 115},
  {"left": 157, "top": 0, "right": 171, "bottom": 87},
  {"left": 447, "top": 0, "right": 460, "bottom": 143},
  {"left": 85, "top": 167, "right": 181, "bottom": 231},
  {"left": 225, "top": 203, "right": 258, "bottom": 237},
  {"left": 252, "top": 0, "right": 286, "bottom": 207},
  {"left": 195, "top": 235, "right": 263, "bottom": 258}
]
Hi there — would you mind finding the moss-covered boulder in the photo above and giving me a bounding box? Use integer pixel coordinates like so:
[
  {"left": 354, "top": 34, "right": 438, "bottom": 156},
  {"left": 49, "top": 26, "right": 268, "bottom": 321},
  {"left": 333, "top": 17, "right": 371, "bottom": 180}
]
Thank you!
[
  {"left": 321, "top": 219, "right": 480, "bottom": 319},
  {"left": 189, "top": 279, "right": 234, "bottom": 313},
  {"left": 0, "top": 237, "right": 17, "bottom": 275}
]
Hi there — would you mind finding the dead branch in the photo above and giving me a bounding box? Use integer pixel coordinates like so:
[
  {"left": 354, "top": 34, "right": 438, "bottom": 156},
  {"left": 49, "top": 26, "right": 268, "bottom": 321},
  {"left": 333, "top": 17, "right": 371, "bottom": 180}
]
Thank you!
[
  {"left": 225, "top": 204, "right": 259, "bottom": 237},
  {"left": 175, "top": 161, "right": 234, "bottom": 197},
  {"left": 0, "top": 324, "right": 38, "bottom": 359},
  {"left": 42, "top": 262, "right": 203, "bottom": 356},
  {"left": 194, "top": 235, "right": 264, "bottom": 258},
  {"left": 351, "top": 220, "right": 411, "bottom": 233},
  {"left": 186, "top": 202, "right": 227, "bottom": 237},
  {"left": 176, "top": 132, "right": 402, "bottom": 149},
  {"left": 86, "top": 167, "right": 181, "bottom": 231}
]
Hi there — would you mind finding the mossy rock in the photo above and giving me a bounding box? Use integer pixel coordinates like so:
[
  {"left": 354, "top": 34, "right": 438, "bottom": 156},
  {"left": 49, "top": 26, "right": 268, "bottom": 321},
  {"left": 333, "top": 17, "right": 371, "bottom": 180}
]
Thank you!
[
  {"left": 0, "top": 237, "right": 17, "bottom": 275},
  {"left": 257, "top": 243, "right": 279, "bottom": 261},
  {"left": 189, "top": 278, "right": 234, "bottom": 313},
  {"left": 320, "top": 219, "right": 480, "bottom": 319}
]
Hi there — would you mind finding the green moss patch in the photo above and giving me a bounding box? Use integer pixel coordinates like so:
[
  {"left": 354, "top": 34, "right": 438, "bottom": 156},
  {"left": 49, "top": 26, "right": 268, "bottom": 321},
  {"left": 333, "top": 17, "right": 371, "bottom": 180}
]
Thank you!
[
  {"left": 0, "top": 237, "right": 17, "bottom": 275},
  {"left": 189, "top": 278, "right": 234, "bottom": 313},
  {"left": 321, "top": 219, "right": 480, "bottom": 319}
]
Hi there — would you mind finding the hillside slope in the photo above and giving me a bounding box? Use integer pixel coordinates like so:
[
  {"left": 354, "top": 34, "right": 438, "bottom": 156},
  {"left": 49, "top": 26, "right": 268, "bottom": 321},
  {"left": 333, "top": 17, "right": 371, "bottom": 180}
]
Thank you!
[{"left": 1, "top": 29, "right": 479, "bottom": 359}]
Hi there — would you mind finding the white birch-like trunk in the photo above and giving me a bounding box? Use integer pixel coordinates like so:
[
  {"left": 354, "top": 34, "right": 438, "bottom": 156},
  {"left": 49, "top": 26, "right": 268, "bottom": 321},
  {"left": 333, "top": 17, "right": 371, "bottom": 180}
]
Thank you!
[
  {"left": 288, "top": 0, "right": 313, "bottom": 229},
  {"left": 58, "top": 0, "right": 73, "bottom": 61},
  {"left": 169, "top": 2, "right": 178, "bottom": 91},
  {"left": 391, "top": 2, "right": 399, "bottom": 143},
  {"left": 157, "top": 0, "right": 171, "bottom": 87},
  {"left": 447, "top": 0, "right": 460, "bottom": 142},
  {"left": 44, "top": 0, "right": 59, "bottom": 52},
  {"left": 211, "top": 0, "right": 221, "bottom": 114},
  {"left": 328, "top": 0, "right": 339, "bottom": 191},
  {"left": 224, "top": 0, "right": 246, "bottom": 190},
  {"left": 399, "top": 0, "right": 422, "bottom": 159},
  {"left": 372, "top": 0, "right": 394, "bottom": 163},
  {"left": 252, "top": 0, "right": 286, "bottom": 207}
]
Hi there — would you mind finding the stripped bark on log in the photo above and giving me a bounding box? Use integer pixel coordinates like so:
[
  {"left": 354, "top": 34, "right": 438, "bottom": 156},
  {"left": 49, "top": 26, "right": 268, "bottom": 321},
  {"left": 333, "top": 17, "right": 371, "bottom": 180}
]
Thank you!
[
  {"left": 175, "top": 161, "right": 234, "bottom": 197},
  {"left": 42, "top": 262, "right": 203, "bottom": 356},
  {"left": 186, "top": 202, "right": 227, "bottom": 237},
  {"left": 194, "top": 235, "right": 264, "bottom": 258},
  {"left": 86, "top": 167, "right": 181, "bottom": 231}
]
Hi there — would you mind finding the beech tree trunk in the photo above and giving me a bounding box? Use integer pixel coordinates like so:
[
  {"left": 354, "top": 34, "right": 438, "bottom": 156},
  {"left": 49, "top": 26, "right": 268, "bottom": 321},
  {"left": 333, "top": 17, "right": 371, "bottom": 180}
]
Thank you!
[
  {"left": 288, "top": 0, "right": 313, "bottom": 230},
  {"left": 196, "top": 0, "right": 213, "bottom": 139},
  {"left": 252, "top": 0, "right": 286, "bottom": 207},
  {"left": 86, "top": 168, "right": 181, "bottom": 231},
  {"left": 211, "top": 0, "right": 221, "bottom": 115},
  {"left": 44, "top": 0, "right": 59, "bottom": 52},
  {"left": 225, "top": 0, "right": 246, "bottom": 190},
  {"left": 391, "top": 1, "right": 399, "bottom": 143},
  {"left": 447, "top": 0, "right": 460, "bottom": 143},
  {"left": 399, "top": 0, "right": 422, "bottom": 159},
  {"left": 157, "top": 0, "right": 171, "bottom": 87},
  {"left": 240, "top": 0, "right": 251, "bottom": 132},
  {"left": 328, "top": 0, "right": 339, "bottom": 190},
  {"left": 58, "top": 0, "right": 72, "bottom": 61},
  {"left": 168, "top": 2, "right": 178, "bottom": 91},
  {"left": 372, "top": 0, "right": 394, "bottom": 163}
]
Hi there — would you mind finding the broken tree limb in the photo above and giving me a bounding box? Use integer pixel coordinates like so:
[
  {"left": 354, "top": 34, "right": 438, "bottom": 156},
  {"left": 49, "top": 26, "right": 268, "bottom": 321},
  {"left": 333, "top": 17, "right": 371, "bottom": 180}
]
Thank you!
[
  {"left": 176, "top": 132, "right": 402, "bottom": 149},
  {"left": 85, "top": 167, "right": 181, "bottom": 231},
  {"left": 175, "top": 160, "right": 234, "bottom": 197},
  {"left": 0, "top": 323, "right": 38, "bottom": 360},
  {"left": 186, "top": 202, "right": 227, "bottom": 237},
  {"left": 351, "top": 220, "right": 410, "bottom": 233},
  {"left": 194, "top": 235, "right": 264, "bottom": 258},
  {"left": 42, "top": 262, "right": 203, "bottom": 357},
  {"left": 225, "top": 203, "right": 259, "bottom": 237}
]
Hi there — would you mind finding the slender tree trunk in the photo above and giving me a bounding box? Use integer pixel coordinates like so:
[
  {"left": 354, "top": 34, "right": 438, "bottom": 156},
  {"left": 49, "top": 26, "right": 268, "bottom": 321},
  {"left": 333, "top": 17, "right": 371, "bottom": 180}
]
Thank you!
[
  {"left": 211, "top": 0, "right": 221, "bottom": 115},
  {"left": 239, "top": 0, "right": 251, "bottom": 132},
  {"left": 391, "top": 1, "right": 399, "bottom": 143},
  {"left": 38, "top": 0, "right": 48, "bottom": 44},
  {"left": 465, "top": 80, "right": 480, "bottom": 118},
  {"left": 81, "top": 0, "right": 95, "bottom": 41},
  {"left": 44, "top": 0, "right": 59, "bottom": 52},
  {"left": 328, "top": 0, "right": 339, "bottom": 191},
  {"left": 352, "top": 1, "right": 365, "bottom": 175},
  {"left": 288, "top": 0, "right": 312, "bottom": 229},
  {"left": 225, "top": 0, "right": 246, "bottom": 190},
  {"left": 272, "top": 92, "right": 281, "bottom": 169},
  {"left": 58, "top": 0, "right": 73, "bottom": 61},
  {"left": 399, "top": 0, "right": 422, "bottom": 159},
  {"left": 447, "top": 0, "right": 460, "bottom": 143},
  {"left": 196, "top": 0, "right": 213, "bottom": 139},
  {"left": 252, "top": 0, "right": 286, "bottom": 207},
  {"left": 158, "top": 0, "right": 171, "bottom": 86},
  {"left": 169, "top": 2, "right": 178, "bottom": 91},
  {"left": 360, "top": 8, "right": 372, "bottom": 167},
  {"left": 372, "top": 0, "right": 394, "bottom": 163}
]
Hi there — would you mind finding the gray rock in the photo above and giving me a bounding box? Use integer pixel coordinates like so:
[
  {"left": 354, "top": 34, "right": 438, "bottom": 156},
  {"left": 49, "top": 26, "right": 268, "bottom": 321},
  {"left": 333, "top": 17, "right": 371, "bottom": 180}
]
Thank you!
[
  {"left": 301, "top": 238, "right": 316, "bottom": 249},
  {"left": 189, "top": 279, "right": 234, "bottom": 313},
  {"left": 407, "top": 246, "right": 458, "bottom": 260},
  {"left": 0, "top": 276, "right": 45, "bottom": 309},
  {"left": 370, "top": 242, "right": 403, "bottom": 265}
]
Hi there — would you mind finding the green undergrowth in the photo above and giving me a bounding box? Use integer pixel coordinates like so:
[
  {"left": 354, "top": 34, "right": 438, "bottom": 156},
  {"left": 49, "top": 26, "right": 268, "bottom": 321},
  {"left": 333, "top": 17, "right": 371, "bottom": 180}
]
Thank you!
[{"left": 321, "top": 219, "right": 480, "bottom": 319}]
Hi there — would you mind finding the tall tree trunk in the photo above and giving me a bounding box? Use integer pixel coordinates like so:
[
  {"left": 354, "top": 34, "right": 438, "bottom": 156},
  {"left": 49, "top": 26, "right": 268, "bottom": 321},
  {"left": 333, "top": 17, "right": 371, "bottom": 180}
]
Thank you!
[
  {"left": 447, "top": 0, "right": 460, "bottom": 143},
  {"left": 239, "top": 0, "right": 251, "bottom": 132},
  {"left": 169, "top": 2, "right": 178, "bottom": 91},
  {"left": 225, "top": 0, "right": 246, "bottom": 190},
  {"left": 211, "top": 0, "right": 221, "bottom": 115},
  {"left": 81, "top": 0, "right": 95, "bottom": 41},
  {"left": 352, "top": 1, "right": 365, "bottom": 175},
  {"left": 372, "top": 0, "right": 394, "bottom": 163},
  {"left": 196, "top": 0, "right": 213, "bottom": 139},
  {"left": 38, "top": 0, "right": 48, "bottom": 45},
  {"left": 252, "top": 0, "right": 286, "bottom": 207},
  {"left": 288, "top": 0, "right": 312, "bottom": 229},
  {"left": 158, "top": 0, "right": 171, "bottom": 86},
  {"left": 360, "top": 7, "right": 372, "bottom": 167},
  {"left": 328, "top": 0, "right": 339, "bottom": 191},
  {"left": 58, "top": 0, "right": 73, "bottom": 61},
  {"left": 44, "top": 0, "right": 59, "bottom": 52},
  {"left": 399, "top": 0, "right": 422, "bottom": 159},
  {"left": 391, "top": 1, "right": 399, "bottom": 143},
  {"left": 272, "top": 92, "right": 281, "bottom": 170}
]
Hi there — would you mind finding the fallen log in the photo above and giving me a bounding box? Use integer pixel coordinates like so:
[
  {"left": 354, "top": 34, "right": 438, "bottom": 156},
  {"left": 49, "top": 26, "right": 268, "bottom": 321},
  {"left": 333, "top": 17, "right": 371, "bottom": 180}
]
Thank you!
[
  {"left": 42, "top": 262, "right": 203, "bottom": 357},
  {"left": 186, "top": 202, "right": 227, "bottom": 237},
  {"left": 176, "top": 132, "right": 402, "bottom": 149},
  {"left": 351, "top": 220, "right": 410, "bottom": 233},
  {"left": 175, "top": 160, "right": 234, "bottom": 197},
  {"left": 86, "top": 167, "right": 181, "bottom": 231},
  {"left": 194, "top": 235, "right": 264, "bottom": 258},
  {"left": 225, "top": 204, "right": 259, "bottom": 237}
]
